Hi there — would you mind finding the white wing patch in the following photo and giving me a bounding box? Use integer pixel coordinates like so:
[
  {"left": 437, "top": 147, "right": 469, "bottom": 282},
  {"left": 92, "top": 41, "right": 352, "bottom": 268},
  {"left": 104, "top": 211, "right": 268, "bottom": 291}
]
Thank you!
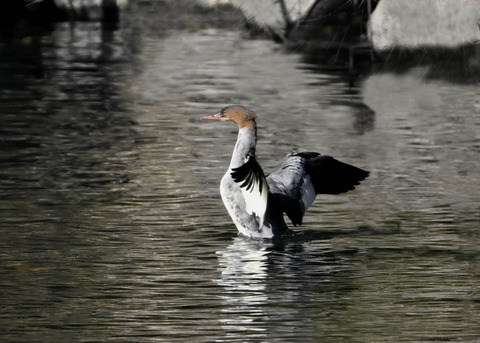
[
  {"left": 300, "top": 174, "right": 316, "bottom": 212},
  {"left": 230, "top": 155, "right": 269, "bottom": 229},
  {"left": 241, "top": 174, "right": 268, "bottom": 229}
]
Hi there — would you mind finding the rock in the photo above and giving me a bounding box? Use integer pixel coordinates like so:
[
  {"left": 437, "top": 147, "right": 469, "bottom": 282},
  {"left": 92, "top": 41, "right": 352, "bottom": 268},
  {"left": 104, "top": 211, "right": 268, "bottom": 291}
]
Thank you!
[{"left": 369, "top": 0, "right": 480, "bottom": 51}]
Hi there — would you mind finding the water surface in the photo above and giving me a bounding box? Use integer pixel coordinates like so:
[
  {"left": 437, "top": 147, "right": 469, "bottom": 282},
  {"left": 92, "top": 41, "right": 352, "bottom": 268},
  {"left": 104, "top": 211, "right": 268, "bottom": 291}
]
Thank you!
[{"left": 0, "top": 18, "right": 479, "bottom": 343}]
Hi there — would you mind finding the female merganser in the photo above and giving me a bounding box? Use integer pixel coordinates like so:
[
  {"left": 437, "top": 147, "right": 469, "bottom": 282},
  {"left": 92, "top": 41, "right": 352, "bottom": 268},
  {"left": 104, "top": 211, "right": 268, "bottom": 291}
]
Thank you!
[{"left": 202, "top": 105, "right": 369, "bottom": 239}]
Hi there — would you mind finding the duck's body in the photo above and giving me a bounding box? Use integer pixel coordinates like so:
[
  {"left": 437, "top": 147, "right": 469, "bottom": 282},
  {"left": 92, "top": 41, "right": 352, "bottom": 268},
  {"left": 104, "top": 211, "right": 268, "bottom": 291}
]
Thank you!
[{"left": 203, "top": 105, "right": 369, "bottom": 239}]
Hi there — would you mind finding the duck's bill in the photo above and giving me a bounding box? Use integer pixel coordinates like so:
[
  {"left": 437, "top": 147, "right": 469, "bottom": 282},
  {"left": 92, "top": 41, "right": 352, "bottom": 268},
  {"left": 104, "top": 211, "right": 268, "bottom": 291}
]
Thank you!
[{"left": 201, "top": 113, "right": 222, "bottom": 120}]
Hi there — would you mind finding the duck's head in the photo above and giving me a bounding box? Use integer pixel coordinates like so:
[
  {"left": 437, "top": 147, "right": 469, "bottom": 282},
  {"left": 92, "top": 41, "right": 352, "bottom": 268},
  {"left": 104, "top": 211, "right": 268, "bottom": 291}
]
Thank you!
[{"left": 202, "top": 105, "right": 256, "bottom": 129}]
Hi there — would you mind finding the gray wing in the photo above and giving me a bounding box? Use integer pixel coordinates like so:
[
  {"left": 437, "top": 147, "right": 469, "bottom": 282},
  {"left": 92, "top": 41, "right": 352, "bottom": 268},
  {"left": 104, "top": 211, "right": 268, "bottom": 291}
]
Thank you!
[{"left": 267, "top": 152, "right": 369, "bottom": 226}]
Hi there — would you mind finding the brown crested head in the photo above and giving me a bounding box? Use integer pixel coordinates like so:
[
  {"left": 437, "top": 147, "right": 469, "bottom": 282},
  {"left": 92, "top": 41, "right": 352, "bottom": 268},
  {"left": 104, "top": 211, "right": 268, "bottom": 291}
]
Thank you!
[{"left": 202, "top": 105, "right": 256, "bottom": 129}]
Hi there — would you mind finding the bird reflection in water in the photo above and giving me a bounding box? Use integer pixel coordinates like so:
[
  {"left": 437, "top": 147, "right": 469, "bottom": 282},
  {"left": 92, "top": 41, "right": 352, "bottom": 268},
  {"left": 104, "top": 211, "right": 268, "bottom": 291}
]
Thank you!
[
  {"left": 214, "top": 234, "right": 355, "bottom": 340},
  {"left": 215, "top": 237, "right": 271, "bottom": 338}
]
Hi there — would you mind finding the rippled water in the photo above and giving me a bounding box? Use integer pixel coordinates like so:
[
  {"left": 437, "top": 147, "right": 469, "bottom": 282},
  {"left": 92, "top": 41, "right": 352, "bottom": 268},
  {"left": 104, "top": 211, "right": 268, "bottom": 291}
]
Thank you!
[{"left": 1, "top": 16, "right": 479, "bottom": 343}]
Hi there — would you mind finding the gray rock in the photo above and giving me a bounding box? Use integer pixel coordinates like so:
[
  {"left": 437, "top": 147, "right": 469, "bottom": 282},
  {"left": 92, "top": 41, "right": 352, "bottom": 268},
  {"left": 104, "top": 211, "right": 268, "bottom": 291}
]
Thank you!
[{"left": 369, "top": 0, "right": 480, "bottom": 50}]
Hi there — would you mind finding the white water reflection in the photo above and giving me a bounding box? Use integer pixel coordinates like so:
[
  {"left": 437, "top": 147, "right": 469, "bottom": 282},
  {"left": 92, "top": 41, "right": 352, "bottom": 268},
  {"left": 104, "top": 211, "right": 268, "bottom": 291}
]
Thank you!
[
  {"left": 216, "top": 238, "right": 270, "bottom": 338},
  {"left": 214, "top": 235, "right": 358, "bottom": 342}
]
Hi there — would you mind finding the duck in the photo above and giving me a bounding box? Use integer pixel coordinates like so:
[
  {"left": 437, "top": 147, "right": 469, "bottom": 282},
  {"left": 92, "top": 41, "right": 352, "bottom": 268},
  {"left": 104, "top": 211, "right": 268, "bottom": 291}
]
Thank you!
[{"left": 202, "top": 105, "right": 369, "bottom": 239}]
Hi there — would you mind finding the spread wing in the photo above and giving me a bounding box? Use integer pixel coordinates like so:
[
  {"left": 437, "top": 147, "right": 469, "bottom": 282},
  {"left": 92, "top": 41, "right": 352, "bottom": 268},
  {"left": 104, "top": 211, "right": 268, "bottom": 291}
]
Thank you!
[
  {"left": 230, "top": 154, "right": 269, "bottom": 228},
  {"left": 267, "top": 152, "right": 369, "bottom": 226}
]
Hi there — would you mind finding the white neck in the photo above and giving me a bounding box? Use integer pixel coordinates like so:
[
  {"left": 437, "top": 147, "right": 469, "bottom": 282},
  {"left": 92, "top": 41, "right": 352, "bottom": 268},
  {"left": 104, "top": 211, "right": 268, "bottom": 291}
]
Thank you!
[{"left": 229, "top": 126, "right": 257, "bottom": 170}]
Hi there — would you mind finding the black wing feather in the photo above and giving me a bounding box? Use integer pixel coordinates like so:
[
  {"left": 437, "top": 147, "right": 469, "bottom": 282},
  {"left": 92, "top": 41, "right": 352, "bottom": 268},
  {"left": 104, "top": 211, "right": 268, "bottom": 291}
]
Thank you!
[
  {"left": 295, "top": 152, "right": 369, "bottom": 194},
  {"left": 230, "top": 154, "right": 266, "bottom": 195}
]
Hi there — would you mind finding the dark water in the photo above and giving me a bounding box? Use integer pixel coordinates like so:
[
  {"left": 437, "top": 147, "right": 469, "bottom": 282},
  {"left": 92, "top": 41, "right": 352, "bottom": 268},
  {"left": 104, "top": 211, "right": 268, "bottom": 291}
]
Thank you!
[{"left": 1, "top": 15, "right": 479, "bottom": 343}]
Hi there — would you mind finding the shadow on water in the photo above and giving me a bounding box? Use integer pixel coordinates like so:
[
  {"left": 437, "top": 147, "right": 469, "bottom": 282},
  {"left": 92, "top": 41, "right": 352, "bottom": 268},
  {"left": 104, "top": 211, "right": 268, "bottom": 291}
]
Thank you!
[
  {"left": 0, "top": 21, "right": 137, "bottom": 209},
  {"left": 0, "top": 23, "right": 140, "bottom": 320}
]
